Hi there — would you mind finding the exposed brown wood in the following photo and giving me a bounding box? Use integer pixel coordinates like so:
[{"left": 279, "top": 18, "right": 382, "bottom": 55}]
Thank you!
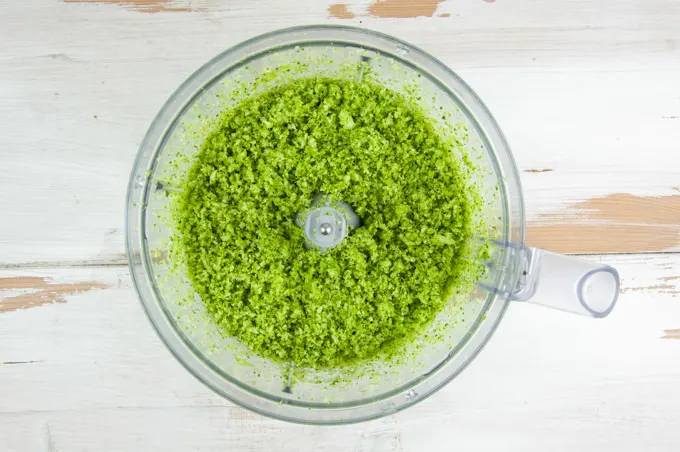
[
  {"left": 368, "top": 0, "right": 446, "bottom": 18},
  {"left": 527, "top": 194, "right": 680, "bottom": 254},
  {"left": 662, "top": 329, "right": 680, "bottom": 339},
  {"left": 563, "top": 194, "right": 680, "bottom": 225},
  {"left": 0, "top": 276, "right": 109, "bottom": 313},
  {"left": 328, "top": 3, "right": 356, "bottom": 19},
  {"left": 63, "top": 0, "right": 192, "bottom": 13},
  {"left": 0, "top": 276, "right": 50, "bottom": 290},
  {"left": 527, "top": 224, "right": 679, "bottom": 254},
  {"left": 330, "top": 0, "right": 449, "bottom": 19}
]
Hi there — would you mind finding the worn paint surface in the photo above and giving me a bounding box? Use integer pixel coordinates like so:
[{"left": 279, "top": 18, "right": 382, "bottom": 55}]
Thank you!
[
  {"left": 527, "top": 194, "right": 680, "bottom": 254},
  {"left": 63, "top": 0, "right": 192, "bottom": 13},
  {"left": 0, "top": 276, "right": 109, "bottom": 313},
  {"left": 329, "top": 0, "right": 447, "bottom": 19},
  {"left": 328, "top": 3, "right": 356, "bottom": 19},
  {"left": 662, "top": 329, "right": 680, "bottom": 339},
  {"left": 560, "top": 193, "right": 680, "bottom": 225},
  {"left": 622, "top": 283, "right": 679, "bottom": 295},
  {"left": 368, "top": 0, "right": 446, "bottom": 18}
]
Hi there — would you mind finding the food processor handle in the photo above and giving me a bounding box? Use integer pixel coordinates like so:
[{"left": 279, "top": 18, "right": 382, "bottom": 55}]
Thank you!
[{"left": 511, "top": 247, "right": 620, "bottom": 318}]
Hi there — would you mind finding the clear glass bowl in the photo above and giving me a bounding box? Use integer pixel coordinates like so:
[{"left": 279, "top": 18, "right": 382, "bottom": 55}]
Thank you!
[{"left": 126, "top": 25, "right": 615, "bottom": 424}]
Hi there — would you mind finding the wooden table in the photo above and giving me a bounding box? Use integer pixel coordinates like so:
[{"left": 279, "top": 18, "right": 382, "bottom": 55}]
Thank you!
[{"left": 1, "top": 1, "right": 679, "bottom": 450}]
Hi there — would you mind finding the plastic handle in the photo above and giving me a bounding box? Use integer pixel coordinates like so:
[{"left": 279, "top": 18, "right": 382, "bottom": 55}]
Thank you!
[{"left": 512, "top": 248, "right": 620, "bottom": 318}]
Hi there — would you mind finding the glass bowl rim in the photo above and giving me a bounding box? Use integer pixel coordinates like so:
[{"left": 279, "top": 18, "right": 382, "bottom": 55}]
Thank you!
[{"left": 125, "top": 24, "right": 525, "bottom": 424}]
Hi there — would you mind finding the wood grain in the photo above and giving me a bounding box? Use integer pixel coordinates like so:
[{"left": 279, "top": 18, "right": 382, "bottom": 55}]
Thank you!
[
  {"left": 524, "top": 168, "right": 554, "bottom": 173},
  {"left": 663, "top": 329, "right": 680, "bottom": 339},
  {"left": 566, "top": 193, "right": 680, "bottom": 225},
  {"left": 63, "top": 0, "right": 193, "bottom": 13},
  {"left": 527, "top": 194, "right": 680, "bottom": 253},
  {"left": 530, "top": 193, "right": 680, "bottom": 252},
  {"left": 0, "top": 276, "right": 109, "bottom": 313}
]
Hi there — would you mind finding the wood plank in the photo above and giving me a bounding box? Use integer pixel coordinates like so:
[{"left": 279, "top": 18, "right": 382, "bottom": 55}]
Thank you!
[
  {"left": 0, "top": 253, "right": 678, "bottom": 450},
  {"left": 1, "top": 0, "right": 679, "bottom": 264},
  {"left": 0, "top": 0, "right": 678, "bottom": 263}
]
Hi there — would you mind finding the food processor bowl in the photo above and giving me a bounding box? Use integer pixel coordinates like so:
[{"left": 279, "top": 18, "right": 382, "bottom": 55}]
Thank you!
[{"left": 126, "top": 26, "right": 619, "bottom": 424}]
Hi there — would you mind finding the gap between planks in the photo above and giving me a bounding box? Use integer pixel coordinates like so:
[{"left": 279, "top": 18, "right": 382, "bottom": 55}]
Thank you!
[{"left": 1, "top": 251, "right": 678, "bottom": 270}]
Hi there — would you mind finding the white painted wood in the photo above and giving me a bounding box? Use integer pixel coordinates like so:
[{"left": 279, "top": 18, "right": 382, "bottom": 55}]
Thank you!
[
  {"left": 1, "top": 0, "right": 679, "bottom": 263},
  {"left": 0, "top": 254, "right": 678, "bottom": 450},
  {"left": 1, "top": 0, "right": 679, "bottom": 449}
]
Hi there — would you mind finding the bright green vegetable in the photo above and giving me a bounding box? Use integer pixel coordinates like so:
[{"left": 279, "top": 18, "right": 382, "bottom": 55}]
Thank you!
[{"left": 173, "top": 76, "right": 481, "bottom": 368}]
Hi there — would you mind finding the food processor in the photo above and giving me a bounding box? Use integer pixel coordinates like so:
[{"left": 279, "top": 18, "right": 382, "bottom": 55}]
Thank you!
[{"left": 126, "top": 26, "right": 620, "bottom": 424}]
